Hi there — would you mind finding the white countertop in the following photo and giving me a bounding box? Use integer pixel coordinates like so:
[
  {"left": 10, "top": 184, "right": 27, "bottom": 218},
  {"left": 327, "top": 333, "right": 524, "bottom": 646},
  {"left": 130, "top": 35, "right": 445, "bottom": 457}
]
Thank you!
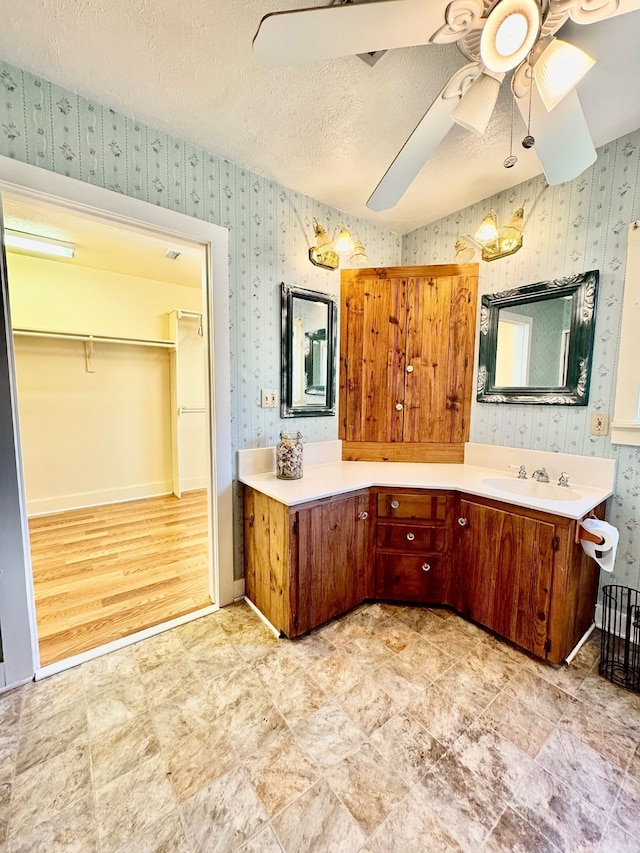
[{"left": 239, "top": 460, "right": 613, "bottom": 520}]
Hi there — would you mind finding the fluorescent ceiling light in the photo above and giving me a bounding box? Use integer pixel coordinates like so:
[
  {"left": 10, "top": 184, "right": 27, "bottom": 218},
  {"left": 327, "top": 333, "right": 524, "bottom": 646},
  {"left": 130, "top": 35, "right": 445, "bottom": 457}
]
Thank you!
[
  {"left": 533, "top": 38, "right": 596, "bottom": 111},
  {"left": 4, "top": 230, "right": 75, "bottom": 259}
]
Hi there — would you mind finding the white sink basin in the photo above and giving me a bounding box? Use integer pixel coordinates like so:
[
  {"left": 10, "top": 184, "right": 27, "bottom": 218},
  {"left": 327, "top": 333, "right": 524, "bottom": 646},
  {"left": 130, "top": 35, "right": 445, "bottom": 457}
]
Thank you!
[{"left": 482, "top": 477, "right": 582, "bottom": 502}]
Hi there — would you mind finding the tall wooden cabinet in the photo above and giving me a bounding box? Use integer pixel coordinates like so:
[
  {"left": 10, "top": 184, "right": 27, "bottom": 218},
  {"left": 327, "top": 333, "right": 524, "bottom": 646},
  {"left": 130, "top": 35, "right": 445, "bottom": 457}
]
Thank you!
[{"left": 339, "top": 264, "right": 478, "bottom": 462}]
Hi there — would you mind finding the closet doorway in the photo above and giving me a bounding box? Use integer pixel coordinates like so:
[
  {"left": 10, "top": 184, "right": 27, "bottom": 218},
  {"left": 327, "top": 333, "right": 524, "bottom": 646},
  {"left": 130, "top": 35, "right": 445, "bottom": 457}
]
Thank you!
[{"left": 3, "top": 188, "right": 218, "bottom": 668}]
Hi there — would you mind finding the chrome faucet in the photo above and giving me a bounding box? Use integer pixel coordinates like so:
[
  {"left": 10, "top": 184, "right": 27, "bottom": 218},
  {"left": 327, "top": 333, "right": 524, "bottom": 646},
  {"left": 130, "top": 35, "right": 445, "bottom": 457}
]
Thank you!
[
  {"left": 532, "top": 467, "right": 550, "bottom": 483},
  {"left": 509, "top": 464, "right": 527, "bottom": 479},
  {"left": 558, "top": 471, "right": 570, "bottom": 488}
]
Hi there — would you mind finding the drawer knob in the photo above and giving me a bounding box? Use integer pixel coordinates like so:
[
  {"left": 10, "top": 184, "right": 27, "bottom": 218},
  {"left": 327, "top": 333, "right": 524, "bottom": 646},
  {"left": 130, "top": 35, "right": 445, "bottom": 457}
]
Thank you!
[
  {"left": 390, "top": 500, "right": 400, "bottom": 509},
  {"left": 406, "top": 365, "right": 414, "bottom": 373},
  {"left": 395, "top": 403, "right": 403, "bottom": 411},
  {"left": 358, "top": 511, "right": 368, "bottom": 520},
  {"left": 421, "top": 563, "right": 431, "bottom": 572},
  {"left": 458, "top": 517, "right": 468, "bottom": 527},
  {"left": 406, "top": 532, "right": 415, "bottom": 541}
]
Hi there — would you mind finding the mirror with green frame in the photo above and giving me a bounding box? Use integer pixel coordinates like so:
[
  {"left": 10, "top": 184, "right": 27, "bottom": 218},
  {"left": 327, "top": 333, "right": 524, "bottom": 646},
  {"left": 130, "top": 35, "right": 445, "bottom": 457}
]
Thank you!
[
  {"left": 280, "top": 283, "right": 336, "bottom": 418},
  {"left": 477, "top": 270, "right": 598, "bottom": 405}
]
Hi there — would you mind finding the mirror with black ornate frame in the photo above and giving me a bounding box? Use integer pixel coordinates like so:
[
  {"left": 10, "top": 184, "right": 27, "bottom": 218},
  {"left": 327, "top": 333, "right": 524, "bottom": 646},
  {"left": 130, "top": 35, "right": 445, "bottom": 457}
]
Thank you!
[
  {"left": 477, "top": 270, "right": 599, "bottom": 405},
  {"left": 281, "top": 283, "right": 337, "bottom": 418}
]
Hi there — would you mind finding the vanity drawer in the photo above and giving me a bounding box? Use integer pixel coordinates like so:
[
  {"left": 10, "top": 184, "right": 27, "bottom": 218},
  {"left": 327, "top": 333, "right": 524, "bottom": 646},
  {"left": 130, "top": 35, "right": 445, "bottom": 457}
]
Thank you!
[
  {"left": 376, "top": 523, "right": 445, "bottom": 552},
  {"left": 377, "top": 492, "right": 448, "bottom": 521},
  {"left": 375, "top": 553, "right": 442, "bottom": 601}
]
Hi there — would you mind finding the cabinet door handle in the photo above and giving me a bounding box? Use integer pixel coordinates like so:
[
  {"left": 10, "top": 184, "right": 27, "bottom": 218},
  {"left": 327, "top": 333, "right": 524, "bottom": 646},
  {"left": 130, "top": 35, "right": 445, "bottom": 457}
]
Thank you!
[
  {"left": 358, "top": 511, "right": 368, "bottom": 520},
  {"left": 406, "top": 532, "right": 415, "bottom": 541},
  {"left": 406, "top": 365, "right": 414, "bottom": 373},
  {"left": 390, "top": 500, "right": 400, "bottom": 509},
  {"left": 395, "top": 403, "right": 403, "bottom": 411},
  {"left": 421, "top": 563, "right": 431, "bottom": 572},
  {"left": 457, "top": 517, "right": 468, "bottom": 527}
]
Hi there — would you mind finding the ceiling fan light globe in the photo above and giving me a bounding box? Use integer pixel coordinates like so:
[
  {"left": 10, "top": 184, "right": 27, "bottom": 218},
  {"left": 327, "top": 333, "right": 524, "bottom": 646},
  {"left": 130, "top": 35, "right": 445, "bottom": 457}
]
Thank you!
[
  {"left": 451, "top": 72, "right": 502, "bottom": 135},
  {"left": 480, "top": 0, "right": 541, "bottom": 73},
  {"left": 533, "top": 38, "right": 595, "bottom": 111}
]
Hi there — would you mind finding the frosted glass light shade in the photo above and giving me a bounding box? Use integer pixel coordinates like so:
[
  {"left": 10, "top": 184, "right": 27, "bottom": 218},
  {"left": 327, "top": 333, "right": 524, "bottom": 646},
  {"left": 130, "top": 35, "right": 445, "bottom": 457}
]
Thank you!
[
  {"left": 349, "top": 240, "right": 369, "bottom": 267},
  {"left": 454, "top": 237, "right": 476, "bottom": 263},
  {"left": 480, "top": 0, "right": 541, "bottom": 72},
  {"left": 452, "top": 72, "right": 502, "bottom": 135},
  {"left": 334, "top": 226, "right": 355, "bottom": 253},
  {"left": 533, "top": 38, "right": 595, "bottom": 111},
  {"left": 475, "top": 210, "right": 499, "bottom": 246}
]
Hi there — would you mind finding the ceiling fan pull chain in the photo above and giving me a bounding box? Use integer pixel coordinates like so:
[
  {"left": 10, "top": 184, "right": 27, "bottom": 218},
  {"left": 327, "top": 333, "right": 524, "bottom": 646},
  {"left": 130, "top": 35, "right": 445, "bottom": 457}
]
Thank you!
[
  {"left": 504, "top": 94, "right": 518, "bottom": 169},
  {"left": 522, "top": 73, "right": 535, "bottom": 149}
]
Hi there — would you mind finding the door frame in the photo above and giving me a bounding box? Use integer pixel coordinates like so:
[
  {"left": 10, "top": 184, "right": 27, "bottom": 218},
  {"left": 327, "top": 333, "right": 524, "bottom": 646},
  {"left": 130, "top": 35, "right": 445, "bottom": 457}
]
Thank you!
[{"left": 0, "top": 156, "right": 233, "bottom": 685}]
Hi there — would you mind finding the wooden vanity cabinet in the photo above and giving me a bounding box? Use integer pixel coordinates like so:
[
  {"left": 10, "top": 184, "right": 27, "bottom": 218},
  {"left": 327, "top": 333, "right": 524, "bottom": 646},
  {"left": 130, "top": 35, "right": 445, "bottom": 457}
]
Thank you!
[
  {"left": 243, "top": 486, "right": 373, "bottom": 638},
  {"left": 373, "top": 489, "right": 455, "bottom": 604},
  {"left": 339, "top": 265, "right": 478, "bottom": 463},
  {"left": 454, "top": 495, "right": 604, "bottom": 664}
]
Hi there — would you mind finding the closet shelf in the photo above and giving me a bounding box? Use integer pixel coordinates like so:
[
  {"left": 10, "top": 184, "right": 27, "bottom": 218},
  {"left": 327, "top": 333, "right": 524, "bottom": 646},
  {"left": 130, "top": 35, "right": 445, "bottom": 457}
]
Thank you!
[
  {"left": 13, "top": 327, "right": 176, "bottom": 349},
  {"left": 179, "top": 406, "right": 206, "bottom": 414}
]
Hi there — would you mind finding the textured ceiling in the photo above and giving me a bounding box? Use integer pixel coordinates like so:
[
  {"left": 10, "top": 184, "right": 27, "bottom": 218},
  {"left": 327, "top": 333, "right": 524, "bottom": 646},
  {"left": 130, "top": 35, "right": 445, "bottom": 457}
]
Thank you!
[{"left": 0, "top": 0, "right": 639, "bottom": 234}]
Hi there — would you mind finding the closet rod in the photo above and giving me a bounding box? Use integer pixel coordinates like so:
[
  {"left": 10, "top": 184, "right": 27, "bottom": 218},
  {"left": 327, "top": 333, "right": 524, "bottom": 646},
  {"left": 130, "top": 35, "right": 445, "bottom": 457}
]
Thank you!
[
  {"left": 13, "top": 328, "right": 176, "bottom": 349},
  {"left": 179, "top": 406, "right": 206, "bottom": 414}
]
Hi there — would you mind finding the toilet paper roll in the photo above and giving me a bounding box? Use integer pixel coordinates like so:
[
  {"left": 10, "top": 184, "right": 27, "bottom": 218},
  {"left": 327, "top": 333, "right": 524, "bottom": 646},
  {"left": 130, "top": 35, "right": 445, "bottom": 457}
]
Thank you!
[{"left": 580, "top": 518, "right": 619, "bottom": 573}]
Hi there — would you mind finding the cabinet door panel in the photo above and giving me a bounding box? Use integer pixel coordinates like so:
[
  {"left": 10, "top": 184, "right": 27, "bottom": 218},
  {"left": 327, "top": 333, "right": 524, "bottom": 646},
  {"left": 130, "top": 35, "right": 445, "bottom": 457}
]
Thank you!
[
  {"left": 340, "top": 275, "right": 406, "bottom": 442},
  {"left": 296, "top": 492, "right": 370, "bottom": 633},
  {"left": 404, "top": 273, "right": 476, "bottom": 444},
  {"left": 457, "top": 499, "right": 553, "bottom": 659}
]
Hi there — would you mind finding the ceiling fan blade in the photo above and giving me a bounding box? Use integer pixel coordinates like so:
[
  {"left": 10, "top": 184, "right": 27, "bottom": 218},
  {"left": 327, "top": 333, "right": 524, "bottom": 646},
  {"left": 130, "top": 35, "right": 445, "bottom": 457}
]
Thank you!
[
  {"left": 367, "top": 63, "right": 482, "bottom": 212},
  {"left": 254, "top": 0, "right": 451, "bottom": 66},
  {"left": 515, "top": 86, "right": 596, "bottom": 185}
]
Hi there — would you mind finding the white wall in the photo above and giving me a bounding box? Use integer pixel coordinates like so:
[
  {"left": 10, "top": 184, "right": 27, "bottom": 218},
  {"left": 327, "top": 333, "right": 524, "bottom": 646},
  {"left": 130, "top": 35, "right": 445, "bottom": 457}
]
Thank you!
[{"left": 7, "top": 254, "right": 203, "bottom": 515}]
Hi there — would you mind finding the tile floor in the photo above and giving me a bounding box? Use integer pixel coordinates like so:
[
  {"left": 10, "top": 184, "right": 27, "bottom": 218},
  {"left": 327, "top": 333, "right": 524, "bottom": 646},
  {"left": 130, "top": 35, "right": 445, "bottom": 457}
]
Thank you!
[{"left": 1, "top": 601, "right": 639, "bottom": 852}]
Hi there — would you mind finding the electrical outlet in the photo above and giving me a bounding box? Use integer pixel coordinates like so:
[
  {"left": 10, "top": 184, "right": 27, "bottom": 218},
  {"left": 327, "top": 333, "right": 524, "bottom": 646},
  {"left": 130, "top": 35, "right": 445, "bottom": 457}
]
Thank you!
[
  {"left": 591, "top": 412, "right": 609, "bottom": 436},
  {"left": 261, "top": 389, "right": 277, "bottom": 409}
]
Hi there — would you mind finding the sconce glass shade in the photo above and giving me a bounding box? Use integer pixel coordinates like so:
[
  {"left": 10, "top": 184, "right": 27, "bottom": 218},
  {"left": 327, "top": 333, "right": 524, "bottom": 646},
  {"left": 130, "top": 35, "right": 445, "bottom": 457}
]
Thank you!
[
  {"left": 475, "top": 210, "right": 499, "bottom": 246},
  {"left": 349, "top": 240, "right": 369, "bottom": 267},
  {"left": 533, "top": 37, "right": 595, "bottom": 111},
  {"left": 334, "top": 226, "right": 355, "bottom": 254},
  {"left": 497, "top": 207, "right": 524, "bottom": 252},
  {"left": 451, "top": 72, "right": 503, "bottom": 135},
  {"left": 454, "top": 237, "right": 477, "bottom": 264},
  {"left": 480, "top": 0, "right": 541, "bottom": 72},
  {"left": 309, "top": 218, "right": 339, "bottom": 269}
]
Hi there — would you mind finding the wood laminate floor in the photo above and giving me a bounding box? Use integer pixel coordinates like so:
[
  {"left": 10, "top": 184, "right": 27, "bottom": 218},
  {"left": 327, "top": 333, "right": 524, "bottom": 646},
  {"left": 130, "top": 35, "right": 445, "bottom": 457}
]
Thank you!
[{"left": 29, "top": 490, "right": 212, "bottom": 666}]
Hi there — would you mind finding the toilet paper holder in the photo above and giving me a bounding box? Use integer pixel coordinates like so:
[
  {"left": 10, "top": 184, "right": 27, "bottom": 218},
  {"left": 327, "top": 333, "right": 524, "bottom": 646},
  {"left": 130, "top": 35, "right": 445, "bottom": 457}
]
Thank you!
[{"left": 576, "top": 512, "right": 606, "bottom": 546}]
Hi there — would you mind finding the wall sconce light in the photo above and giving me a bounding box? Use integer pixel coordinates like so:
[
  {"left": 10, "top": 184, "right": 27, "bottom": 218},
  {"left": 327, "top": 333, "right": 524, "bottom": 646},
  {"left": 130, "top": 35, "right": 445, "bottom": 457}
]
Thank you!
[
  {"left": 308, "top": 219, "right": 368, "bottom": 270},
  {"left": 455, "top": 206, "right": 524, "bottom": 263}
]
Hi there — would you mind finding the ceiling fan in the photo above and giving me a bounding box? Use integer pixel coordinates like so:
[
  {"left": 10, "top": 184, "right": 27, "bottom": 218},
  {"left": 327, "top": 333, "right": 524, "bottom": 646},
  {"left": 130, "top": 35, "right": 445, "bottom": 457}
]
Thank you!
[{"left": 253, "top": 0, "right": 640, "bottom": 212}]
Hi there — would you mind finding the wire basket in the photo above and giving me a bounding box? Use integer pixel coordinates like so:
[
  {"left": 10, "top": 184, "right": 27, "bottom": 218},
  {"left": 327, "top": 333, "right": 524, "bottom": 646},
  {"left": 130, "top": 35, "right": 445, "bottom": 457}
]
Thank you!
[{"left": 600, "top": 585, "right": 640, "bottom": 693}]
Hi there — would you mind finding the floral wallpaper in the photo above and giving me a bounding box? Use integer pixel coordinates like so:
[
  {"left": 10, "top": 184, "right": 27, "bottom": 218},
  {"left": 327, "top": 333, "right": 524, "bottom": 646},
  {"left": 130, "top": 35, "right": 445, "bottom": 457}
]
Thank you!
[
  {"left": 403, "top": 130, "right": 640, "bottom": 592},
  {"left": 0, "top": 59, "right": 401, "bottom": 580}
]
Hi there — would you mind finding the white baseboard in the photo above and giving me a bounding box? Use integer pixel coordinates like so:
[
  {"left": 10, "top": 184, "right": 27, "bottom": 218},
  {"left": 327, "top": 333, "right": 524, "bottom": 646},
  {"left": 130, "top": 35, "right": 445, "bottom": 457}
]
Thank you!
[
  {"left": 27, "top": 481, "right": 174, "bottom": 517},
  {"left": 181, "top": 477, "right": 208, "bottom": 492},
  {"left": 595, "top": 602, "right": 603, "bottom": 629},
  {"left": 233, "top": 578, "right": 245, "bottom": 600}
]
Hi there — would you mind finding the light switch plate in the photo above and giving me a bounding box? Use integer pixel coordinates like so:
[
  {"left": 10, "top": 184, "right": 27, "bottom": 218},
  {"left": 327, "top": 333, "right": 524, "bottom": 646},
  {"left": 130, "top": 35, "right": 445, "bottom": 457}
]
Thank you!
[
  {"left": 261, "top": 389, "right": 277, "bottom": 409},
  {"left": 591, "top": 412, "right": 609, "bottom": 436}
]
